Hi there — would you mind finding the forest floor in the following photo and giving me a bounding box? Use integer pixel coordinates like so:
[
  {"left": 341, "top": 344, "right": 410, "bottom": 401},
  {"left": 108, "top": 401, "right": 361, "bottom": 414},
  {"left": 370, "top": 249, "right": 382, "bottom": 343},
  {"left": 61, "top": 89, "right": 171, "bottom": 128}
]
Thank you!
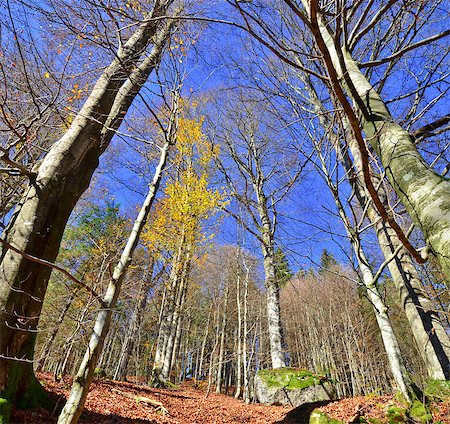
[{"left": 10, "top": 373, "right": 450, "bottom": 424}]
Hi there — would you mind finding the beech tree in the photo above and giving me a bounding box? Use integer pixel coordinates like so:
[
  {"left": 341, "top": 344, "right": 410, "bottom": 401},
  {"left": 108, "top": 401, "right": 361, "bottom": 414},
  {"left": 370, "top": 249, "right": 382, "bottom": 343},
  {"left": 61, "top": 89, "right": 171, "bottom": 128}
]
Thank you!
[
  {"left": 294, "top": 71, "right": 450, "bottom": 380},
  {"left": 208, "top": 92, "right": 304, "bottom": 369},
  {"left": 0, "top": 0, "right": 180, "bottom": 419},
  {"left": 230, "top": 0, "right": 450, "bottom": 281}
]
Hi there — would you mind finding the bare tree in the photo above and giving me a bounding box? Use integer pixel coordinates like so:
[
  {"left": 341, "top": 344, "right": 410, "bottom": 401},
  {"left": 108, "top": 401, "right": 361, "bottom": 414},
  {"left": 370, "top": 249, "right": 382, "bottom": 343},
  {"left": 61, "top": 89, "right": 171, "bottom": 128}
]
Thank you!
[
  {"left": 0, "top": 1, "right": 179, "bottom": 417},
  {"left": 231, "top": 0, "right": 450, "bottom": 282},
  {"left": 208, "top": 93, "right": 304, "bottom": 368}
]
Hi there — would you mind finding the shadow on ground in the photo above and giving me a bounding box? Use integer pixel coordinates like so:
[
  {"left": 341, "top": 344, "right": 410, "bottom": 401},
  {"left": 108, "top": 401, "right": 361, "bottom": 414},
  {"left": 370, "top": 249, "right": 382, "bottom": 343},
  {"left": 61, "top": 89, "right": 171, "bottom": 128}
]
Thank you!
[
  {"left": 11, "top": 388, "right": 158, "bottom": 424},
  {"left": 12, "top": 406, "right": 158, "bottom": 424},
  {"left": 276, "top": 400, "right": 334, "bottom": 424}
]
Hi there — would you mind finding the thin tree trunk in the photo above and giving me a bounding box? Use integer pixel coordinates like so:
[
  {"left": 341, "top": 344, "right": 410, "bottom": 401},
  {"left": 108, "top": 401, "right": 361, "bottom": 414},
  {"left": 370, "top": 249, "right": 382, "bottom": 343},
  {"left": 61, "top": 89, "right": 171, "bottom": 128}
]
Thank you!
[
  {"left": 325, "top": 165, "right": 413, "bottom": 401},
  {"left": 197, "top": 309, "right": 211, "bottom": 381},
  {"left": 153, "top": 230, "right": 187, "bottom": 377},
  {"left": 114, "top": 263, "right": 154, "bottom": 381},
  {"left": 160, "top": 248, "right": 191, "bottom": 382},
  {"left": 235, "top": 273, "right": 242, "bottom": 399},
  {"left": 57, "top": 124, "right": 173, "bottom": 424},
  {"left": 36, "top": 289, "right": 77, "bottom": 372},
  {"left": 216, "top": 281, "right": 229, "bottom": 393},
  {"left": 302, "top": 70, "right": 450, "bottom": 380},
  {"left": 243, "top": 270, "right": 250, "bottom": 404}
]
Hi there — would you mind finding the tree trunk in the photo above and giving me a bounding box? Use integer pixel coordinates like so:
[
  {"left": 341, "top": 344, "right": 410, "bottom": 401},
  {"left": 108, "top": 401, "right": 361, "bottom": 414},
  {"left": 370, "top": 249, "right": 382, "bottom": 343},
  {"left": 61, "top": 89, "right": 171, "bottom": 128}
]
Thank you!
[
  {"left": 302, "top": 68, "right": 450, "bottom": 380},
  {"left": 325, "top": 166, "right": 413, "bottom": 401},
  {"left": 340, "top": 138, "right": 450, "bottom": 380},
  {"left": 305, "top": 1, "right": 450, "bottom": 282},
  {"left": 197, "top": 309, "right": 211, "bottom": 381},
  {"left": 0, "top": 8, "right": 173, "bottom": 418},
  {"left": 235, "top": 273, "right": 242, "bottom": 399},
  {"left": 114, "top": 263, "right": 154, "bottom": 381},
  {"left": 57, "top": 131, "right": 173, "bottom": 424},
  {"left": 257, "top": 194, "right": 286, "bottom": 368},
  {"left": 153, "top": 230, "right": 187, "bottom": 378},
  {"left": 159, "top": 247, "right": 191, "bottom": 382},
  {"left": 242, "top": 260, "right": 250, "bottom": 404},
  {"left": 216, "top": 281, "right": 229, "bottom": 393},
  {"left": 36, "top": 289, "right": 77, "bottom": 372}
]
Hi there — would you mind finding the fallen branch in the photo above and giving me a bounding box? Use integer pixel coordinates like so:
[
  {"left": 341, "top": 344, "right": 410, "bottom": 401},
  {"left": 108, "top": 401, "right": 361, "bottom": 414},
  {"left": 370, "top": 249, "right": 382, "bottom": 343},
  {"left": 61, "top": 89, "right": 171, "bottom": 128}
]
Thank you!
[{"left": 111, "top": 387, "right": 169, "bottom": 415}]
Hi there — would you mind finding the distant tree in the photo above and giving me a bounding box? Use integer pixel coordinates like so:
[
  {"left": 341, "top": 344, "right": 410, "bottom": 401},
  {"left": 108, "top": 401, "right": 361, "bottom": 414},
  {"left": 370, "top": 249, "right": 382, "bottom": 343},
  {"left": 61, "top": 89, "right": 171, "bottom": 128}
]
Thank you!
[
  {"left": 319, "top": 249, "right": 338, "bottom": 273},
  {"left": 274, "top": 248, "right": 293, "bottom": 288}
]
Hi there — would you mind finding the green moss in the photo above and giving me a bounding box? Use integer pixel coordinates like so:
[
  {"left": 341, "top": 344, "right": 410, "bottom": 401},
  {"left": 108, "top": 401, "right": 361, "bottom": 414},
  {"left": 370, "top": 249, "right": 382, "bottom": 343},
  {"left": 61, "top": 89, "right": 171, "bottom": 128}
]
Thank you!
[
  {"left": 0, "top": 398, "right": 12, "bottom": 424},
  {"left": 93, "top": 367, "right": 107, "bottom": 378},
  {"left": 408, "top": 400, "right": 432, "bottom": 424},
  {"left": 386, "top": 405, "right": 408, "bottom": 423},
  {"left": 257, "top": 368, "right": 327, "bottom": 390},
  {"left": 360, "top": 418, "right": 383, "bottom": 424},
  {"left": 424, "top": 380, "right": 450, "bottom": 401},
  {"left": 309, "top": 410, "right": 344, "bottom": 424}
]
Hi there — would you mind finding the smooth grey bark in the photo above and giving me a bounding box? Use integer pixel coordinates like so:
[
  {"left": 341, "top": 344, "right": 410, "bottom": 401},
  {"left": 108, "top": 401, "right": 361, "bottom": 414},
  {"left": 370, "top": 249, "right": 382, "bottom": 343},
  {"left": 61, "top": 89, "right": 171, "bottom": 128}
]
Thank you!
[
  {"left": 154, "top": 235, "right": 191, "bottom": 383},
  {"left": 340, "top": 137, "right": 450, "bottom": 380},
  {"left": 57, "top": 135, "right": 172, "bottom": 424},
  {"left": 153, "top": 231, "right": 186, "bottom": 376},
  {"left": 113, "top": 263, "right": 154, "bottom": 381},
  {"left": 303, "top": 0, "right": 450, "bottom": 282},
  {"left": 0, "top": 3, "right": 174, "bottom": 415},
  {"left": 252, "top": 136, "right": 286, "bottom": 369},
  {"left": 234, "top": 273, "right": 242, "bottom": 399},
  {"left": 160, "top": 252, "right": 190, "bottom": 381},
  {"left": 196, "top": 308, "right": 211, "bottom": 381},
  {"left": 302, "top": 71, "right": 450, "bottom": 380},
  {"left": 321, "top": 161, "right": 413, "bottom": 402},
  {"left": 242, "top": 254, "right": 250, "bottom": 403}
]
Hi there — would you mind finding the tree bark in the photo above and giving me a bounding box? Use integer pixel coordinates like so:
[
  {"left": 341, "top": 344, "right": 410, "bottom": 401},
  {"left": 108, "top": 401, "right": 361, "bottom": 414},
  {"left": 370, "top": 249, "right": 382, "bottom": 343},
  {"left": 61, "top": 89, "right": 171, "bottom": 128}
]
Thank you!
[
  {"left": 0, "top": 6, "right": 173, "bottom": 418},
  {"left": 215, "top": 281, "right": 229, "bottom": 393},
  {"left": 36, "top": 289, "right": 77, "bottom": 373},
  {"left": 257, "top": 179, "right": 286, "bottom": 369},
  {"left": 301, "top": 68, "right": 450, "bottom": 380},
  {"left": 320, "top": 156, "right": 413, "bottom": 401},
  {"left": 340, "top": 138, "right": 450, "bottom": 380},
  {"left": 57, "top": 131, "right": 173, "bottom": 424},
  {"left": 304, "top": 0, "right": 450, "bottom": 282},
  {"left": 114, "top": 262, "right": 154, "bottom": 381}
]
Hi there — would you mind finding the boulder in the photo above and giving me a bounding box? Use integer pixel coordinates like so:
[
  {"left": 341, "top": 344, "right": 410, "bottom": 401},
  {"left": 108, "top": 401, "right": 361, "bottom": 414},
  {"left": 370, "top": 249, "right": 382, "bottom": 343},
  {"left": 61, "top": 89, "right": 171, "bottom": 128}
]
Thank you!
[{"left": 254, "top": 368, "right": 336, "bottom": 407}]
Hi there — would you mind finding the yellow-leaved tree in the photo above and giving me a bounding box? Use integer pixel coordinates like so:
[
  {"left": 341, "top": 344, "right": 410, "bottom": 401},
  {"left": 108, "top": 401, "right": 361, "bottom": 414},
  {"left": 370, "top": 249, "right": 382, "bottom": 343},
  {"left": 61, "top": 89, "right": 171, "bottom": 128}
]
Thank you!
[{"left": 143, "top": 101, "right": 226, "bottom": 384}]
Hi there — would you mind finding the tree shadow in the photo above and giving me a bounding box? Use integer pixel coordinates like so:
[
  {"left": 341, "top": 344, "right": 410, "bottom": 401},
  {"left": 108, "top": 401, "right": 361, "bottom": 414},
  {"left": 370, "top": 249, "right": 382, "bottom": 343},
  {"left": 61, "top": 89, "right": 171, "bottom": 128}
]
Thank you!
[
  {"left": 100, "top": 378, "right": 193, "bottom": 400},
  {"left": 276, "top": 400, "right": 334, "bottom": 424},
  {"left": 11, "top": 405, "right": 160, "bottom": 424}
]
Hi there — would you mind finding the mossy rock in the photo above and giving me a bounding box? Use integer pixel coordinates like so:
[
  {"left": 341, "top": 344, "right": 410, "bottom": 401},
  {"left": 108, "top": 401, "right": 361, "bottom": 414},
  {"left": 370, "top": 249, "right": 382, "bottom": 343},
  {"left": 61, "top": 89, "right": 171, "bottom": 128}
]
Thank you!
[
  {"left": 309, "top": 410, "right": 344, "bottom": 424},
  {"left": 408, "top": 400, "right": 432, "bottom": 424},
  {"left": 424, "top": 380, "right": 450, "bottom": 402},
  {"left": 255, "top": 368, "right": 336, "bottom": 407},
  {"left": 0, "top": 398, "right": 12, "bottom": 424},
  {"left": 256, "top": 368, "right": 326, "bottom": 390},
  {"left": 386, "top": 405, "right": 408, "bottom": 423}
]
